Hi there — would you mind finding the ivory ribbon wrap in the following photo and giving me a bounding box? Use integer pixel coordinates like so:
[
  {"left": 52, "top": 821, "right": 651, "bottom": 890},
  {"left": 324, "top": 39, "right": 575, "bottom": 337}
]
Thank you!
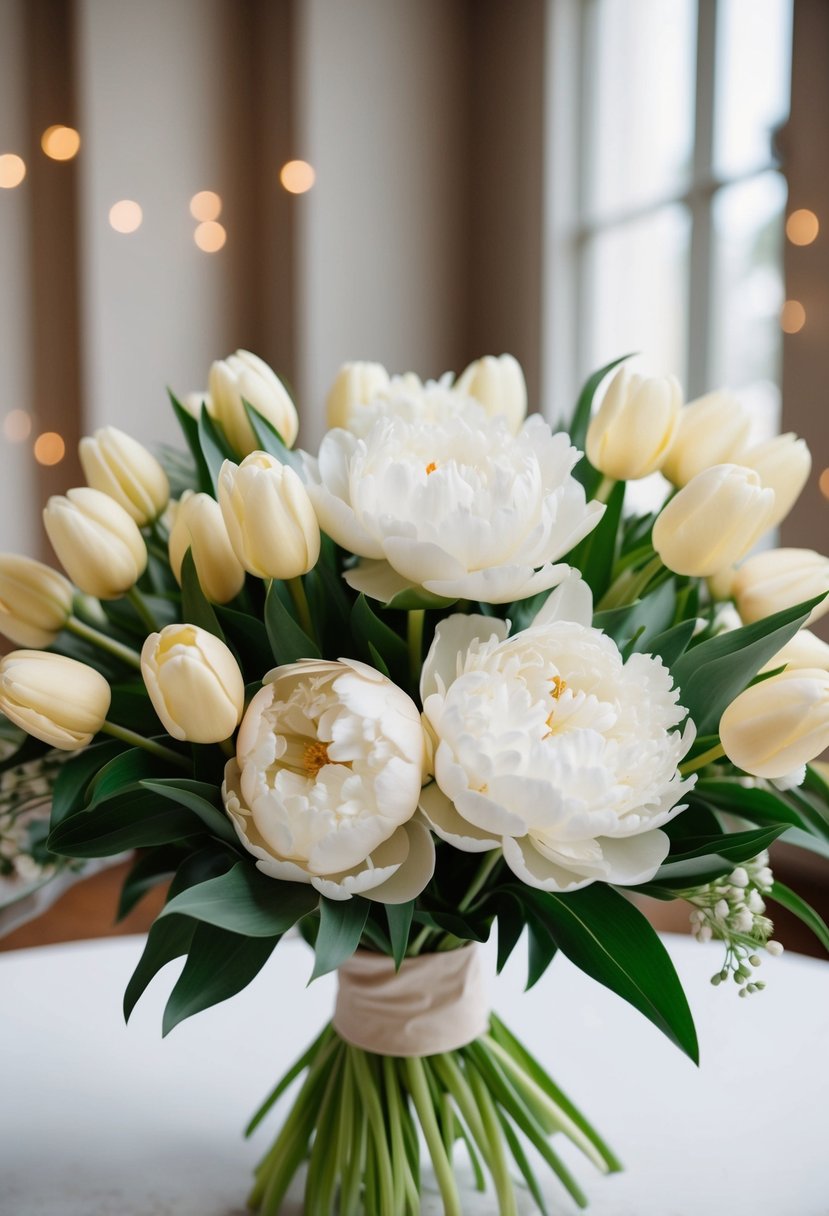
[{"left": 333, "top": 945, "right": 489, "bottom": 1057}]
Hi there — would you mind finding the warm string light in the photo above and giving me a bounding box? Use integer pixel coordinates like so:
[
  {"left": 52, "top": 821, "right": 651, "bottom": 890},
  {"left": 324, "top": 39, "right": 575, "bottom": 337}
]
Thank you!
[
  {"left": 819, "top": 469, "right": 829, "bottom": 501},
  {"left": 0, "top": 154, "right": 26, "bottom": 189},
  {"left": 109, "top": 200, "right": 143, "bottom": 234},
  {"left": 33, "top": 432, "right": 65, "bottom": 466},
  {"left": 190, "top": 191, "right": 222, "bottom": 221},
  {"left": 781, "top": 300, "right": 806, "bottom": 334},
  {"left": 786, "top": 209, "right": 819, "bottom": 247},
  {"left": 280, "top": 160, "right": 315, "bottom": 194},
  {"left": 41, "top": 125, "right": 81, "bottom": 161},
  {"left": 2, "top": 410, "right": 32, "bottom": 443}
]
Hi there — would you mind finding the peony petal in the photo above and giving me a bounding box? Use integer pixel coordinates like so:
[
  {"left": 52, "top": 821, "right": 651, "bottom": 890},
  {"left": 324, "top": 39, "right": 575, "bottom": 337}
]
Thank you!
[
  {"left": 343, "top": 559, "right": 421, "bottom": 602},
  {"left": 595, "top": 829, "right": 671, "bottom": 886},
  {"left": 420, "top": 614, "right": 510, "bottom": 702},
  {"left": 422, "top": 562, "right": 573, "bottom": 605},
  {"left": 502, "top": 834, "right": 594, "bottom": 893},
  {"left": 418, "top": 781, "right": 501, "bottom": 853},
  {"left": 364, "top": 819, "right": 437, "bottom": 904},
  {"left": 531, "top": 573, "right": 594, "bottom": 629}
]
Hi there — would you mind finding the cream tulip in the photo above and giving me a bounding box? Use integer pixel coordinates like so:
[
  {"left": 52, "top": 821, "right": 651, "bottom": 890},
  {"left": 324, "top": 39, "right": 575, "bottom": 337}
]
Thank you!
[
  {"left": 0, "top": 555, "right": 73, "bottom": 649},
  {"left": 763, "top": 629, "right": 829, "bottom": 674},
  {"left": 732, "top": 548, "right": 829, "bottom": 626},
  {"left": 740, "top": 433, "right": 812, "bottom": 529},
  {"left": 79, "top": 425, "right": 170, "bottom": 525},
  {"left": 218, "top": 454, "right": 320, "bottom": 580},
  {"left": 653, "top": 464, "right": 775, "bottom": 578},
  {"left": 141, "top": 623, "right": 245, "bottom": 743},
  {"left": 168, "top": 491, "right": 245, "bottom": 605},
  {"left": 454, "top": 354, "right": 527, "bottom": 433},
  {"left": 326, "top": 362, "right": 390, "bottom": 430},
  {"left": 661, "top": 390, "right": 752, "bottom": 487},
  {"left": 720, "top": 667, "right": 829, "bottom": 779},
  {"left": 586, "top": 368, "right": 681, "bottom": 480},
  {"left": 208, "top": 350, "right": 298, "bottom": 456},
  {"left": 43, "top": 487, "right": 147, "bottom": 599},
  {"left": 0, "top": 650, "right": 111, "bottom": 749}
]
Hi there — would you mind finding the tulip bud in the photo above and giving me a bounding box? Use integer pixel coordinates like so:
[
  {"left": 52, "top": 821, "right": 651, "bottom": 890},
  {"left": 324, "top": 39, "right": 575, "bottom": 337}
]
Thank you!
[
  {"left": 720, "top": 667, "right": 829, "bottom": 779},
  {"left": 661, "top": 390, "right": 752, "bottom": 487},
  {"left": 168, "top": 491, "right": 245, "bottom": 605},
  {"left": 652, "top": 464, "right": 775, "bottom": 578},
  {"left": 732, "top": 548, "right": 829, "bottom": 626},
  {"left": 763, "top": 629, "right": 829, "bottom": 674},
  {"left": 79, "top": 425, "right": 169, "bottom": 525},
  {"left": 0, "top": 555, "right": 73, "bottom": 649},
  {"left": 141, "top": 623, "right": 245, "bottom": 743},
  {"left": 181, "top": 391, "right": 210, "bottom": 418},
  {"left": 586, "top": 368, "right": 681, "bottom": 480},
  {"left": 218, "top": 454, "right": 320, "bottom": 580},
  {"left": 739, "top": 433, "right": 812, "bottom": 529},
  {"left": 454, "top": 354, "right": 527, "bottom": 433},
  {"left": 326, "top": 362, "right": 390, "bottom": 430},
  {"left": 208, "top": 350, "right": 298, "bottom": 456},
  {"left": 0, "top": 650, "right": 111, "bottom": 749},
  {"left": 43, "top": 487, "right": 147, "bottom": 599}
]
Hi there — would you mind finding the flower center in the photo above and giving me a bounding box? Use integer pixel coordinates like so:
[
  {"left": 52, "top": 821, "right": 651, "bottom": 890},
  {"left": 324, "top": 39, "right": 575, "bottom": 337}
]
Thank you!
[
  {"left": 303, "top": 740, "right": 332, "bottom": 777},
  {"left": 544, "top": 675, "right": 568, "bottom": 737},
  {"left": 425, "top": 461, "right": 438, "bottom": 475}
]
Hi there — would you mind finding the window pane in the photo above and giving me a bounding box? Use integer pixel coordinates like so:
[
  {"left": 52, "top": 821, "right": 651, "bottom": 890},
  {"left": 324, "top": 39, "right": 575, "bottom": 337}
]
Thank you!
[
  {"left": 582, "top": 205, "right": 691, "bottom": 381},
  {"left": 710, "top": 172, "right": 787, "bottom": 438},
  {"left": 586, "top": 0, "right": 696, "bottom": 219},
  {"left": 714, "top": 0, "right": 793, "bottom": 177}
]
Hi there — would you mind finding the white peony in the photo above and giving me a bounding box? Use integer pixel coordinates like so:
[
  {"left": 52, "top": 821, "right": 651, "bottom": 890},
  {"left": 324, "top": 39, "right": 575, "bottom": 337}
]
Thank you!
[
  {"left": 223, "top": 658, "right": 434, "bottom": 902},
  {"left": 419, "top": 579, "right": 695, "bottom": 892},
  {"left": 305, "top": 391, "right": 603, "bottom": 605}
]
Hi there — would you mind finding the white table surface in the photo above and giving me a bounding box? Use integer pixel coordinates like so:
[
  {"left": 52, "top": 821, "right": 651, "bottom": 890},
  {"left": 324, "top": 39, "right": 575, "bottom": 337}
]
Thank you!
[{"left": 1, "top": 932, "right": 827, "bottom": 1216}]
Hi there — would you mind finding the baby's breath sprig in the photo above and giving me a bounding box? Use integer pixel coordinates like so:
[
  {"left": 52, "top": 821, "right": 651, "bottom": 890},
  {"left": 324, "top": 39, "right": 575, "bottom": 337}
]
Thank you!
[{"left": 680, "top": 851, "right": 783, "bottom": 996}]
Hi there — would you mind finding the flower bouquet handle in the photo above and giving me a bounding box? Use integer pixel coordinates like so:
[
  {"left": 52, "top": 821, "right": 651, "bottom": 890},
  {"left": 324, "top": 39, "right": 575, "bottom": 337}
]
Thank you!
[{"left": 0, "top": 349, "right": 827, "bottom": 1214}]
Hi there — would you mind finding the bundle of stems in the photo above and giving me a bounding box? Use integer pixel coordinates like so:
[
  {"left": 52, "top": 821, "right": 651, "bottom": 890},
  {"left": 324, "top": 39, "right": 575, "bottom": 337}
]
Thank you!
[{"left": 246, "top": 1014, "right": 621, "bottom": 1216}]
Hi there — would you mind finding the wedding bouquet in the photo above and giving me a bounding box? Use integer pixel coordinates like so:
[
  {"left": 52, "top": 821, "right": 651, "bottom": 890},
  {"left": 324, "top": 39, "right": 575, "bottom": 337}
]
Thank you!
[{"left": 2, "top": 348, "right": 828, "bottom": 1215}]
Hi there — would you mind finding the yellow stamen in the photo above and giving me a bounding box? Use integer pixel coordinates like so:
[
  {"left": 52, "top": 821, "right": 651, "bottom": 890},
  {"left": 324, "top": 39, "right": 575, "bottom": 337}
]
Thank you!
[
  {"left": 303, "top": 740, "right": 331, "bottom": 777},
  {"left": 425, "top": 461, "right": 437, "bottom": 475},
  {"left": 550, "top": 675, "right": 567, "bottom": 699}
]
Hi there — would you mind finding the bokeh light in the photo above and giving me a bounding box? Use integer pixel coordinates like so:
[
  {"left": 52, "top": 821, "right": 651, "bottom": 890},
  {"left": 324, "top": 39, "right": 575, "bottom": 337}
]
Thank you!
[
  {"left": 819, "top": 468, "right": 829, "bottom": 501},
  {"left": 780, "top": 300, "right": 806, "bottom": 334},
  {"left": 194, "top": 221, "right": 226, "bottom": 252},
  {"left": 41, "top": 125, "right": 81, "bottom": 161},
  {"left": 0, "top": 154, "right": 26, "bottom": 189},
  {"left": 109, "top": 200, "right": 143, "bottom": 234},
  {"left": 3, "top": 410, "right": 32, "bottom": 443},
  {"left": 33, "top": 432, "right": 66, "bottom": 466},
  {"left": 280, "top": 160, "right": 316, "bottom": 194},
  {"left": 190, "top": 191, "right": 222, "bottom": 221},
  {"left": 786, "top": 209, "right": 819, "bottom": 247}
]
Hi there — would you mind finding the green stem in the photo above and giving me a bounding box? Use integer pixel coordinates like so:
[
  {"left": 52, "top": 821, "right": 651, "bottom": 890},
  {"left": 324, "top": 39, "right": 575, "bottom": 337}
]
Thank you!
[
  {"left": 594, "top": 476, "right": 617, "bottom": 504},
  {"left": 126, "top": 585, "right": 159, "bottom": 634},
  {"left": 100, "top": 721, "right": 189, "bottom": 770},
  {"left": 407, "top": 609, "right": 425, "bottom": 689},
  {"left": 458, "top": 849, "right": 503, "bottom": 913},
  {"left": 597, "top": 552, "right": 662, "bottom": 611},
  {"left": 466, "top": 1061, "right": 518, "bottom": 1216},
  {"left": 287, "top": 576, "right": 316, "bottom": 640},
  {"left": 404, "top": 1056, "right": 462, "bottom": 1216},
  {"left": 407, "top": 924, "right": 433, "bottom": 957},
  {"left": 680, "top": 742, "right": 726, "bottom": 777},
  {"left": 66, "top": 615, "right": 142, "bottom": 670}
]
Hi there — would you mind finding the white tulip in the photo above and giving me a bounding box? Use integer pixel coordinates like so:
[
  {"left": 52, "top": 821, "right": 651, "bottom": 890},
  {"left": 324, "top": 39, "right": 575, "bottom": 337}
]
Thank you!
[
  {"left": 326, "top": 362, "right": 390, "bottom": 431},
  {"left": 208, "top": 350, "right": 298, "bottom": 456},
  {"left": 763, "top": 629, "right": 829, "bottom": 673},
  {"left": 454, "top": 354, "right": 527, "bottom": 433},
  {"left": 305, "top": 391, "right": 604, "bottom": 605},
  {"left": 218, "top": 454, "right": 320, "bottom": 580},
  {"left": 419, "top": 600, "right": 695, "bottom": 893},
  {"left": 740, "top": 433, "right": 812, "bottom": 529},
  {"left": 0, "top": 555, "right": 73, "bottom": 649},
  {"left": 732, "top": 548, "right": 829, "bottom": 626},
  {"left": 141, "top": 624, "right": 245, "bottom": 743},
  {"left": 168, "top": 491, "right": 245, "bottom": 605},
  {"left": 43, "top": 487, "right": 147, "bottom": 599},
  {"left": 224, "top": 659, "right": 433, "bottom": 902},
  {"left": 79, "top": 426, "right": 169, "bottom": 526},
  {"left": 652, "top": 464, "right": 775, "bottom": 577},
  {"left": 0, "top": 650, "right": 111, "bottom": 750},
  {"left": 661, "top": 390, "right": 752, "bottom": 487},
  {"left": 586, "top": 368, "right": 682, "bottom": 480},
  {"left": 720, "top": 667, "right": 829, "bottom": 779}
]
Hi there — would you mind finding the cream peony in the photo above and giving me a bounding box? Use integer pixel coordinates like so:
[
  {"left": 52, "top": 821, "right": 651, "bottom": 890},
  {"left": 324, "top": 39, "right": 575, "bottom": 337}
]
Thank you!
[
  {"left": 305, "top": 395, "right": 604, "bottom": 605},
  {"left": 224, "top": 659, "right": 434, "bottom": 902},
  {"left": 419, "top": 580, "right": 695, "bottom": 892}
]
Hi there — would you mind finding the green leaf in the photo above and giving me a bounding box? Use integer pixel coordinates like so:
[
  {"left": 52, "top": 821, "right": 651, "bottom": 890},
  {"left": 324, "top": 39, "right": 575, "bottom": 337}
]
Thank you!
[
  {"left": 168, "top": 389, "right": 213, "bottom": 493},
  {"left": 526, "top": 915, "right": 558, "bottom": 991},
  {"left": 385, "top": 901, "right": 414, "bottom": 970},
  {"left": 350, "top": 595, "right": 408, "bottom": 683},
  {"left": 650, "top": 825, "right": 787, "bottom": 885},
  {"left": 769, "top": 880, "right": 829, "bottom": 955},
  {"left": 180, "top": 547, "right": 225, "bottom": 640},
  {"left": 567, "top": 479, "right": 626, "bottom": 599},
  {"left": 495, "top": 896, "right": 525, "bottom": 974},
  {"left": 566, "top": 353, "right": 632, "bottom": 453},
  {"left": 214, "top": 604, "right": 271, "bottom": 677},
  {"left": 197, "top": 404, "right": 235, "bottom": 493},
  {"left": 642, "top": 619, "right": 696, "bottom": 672},
  {"left": 50, "top": 740, "right": 125, "bottom": 826},
  {"left": 123, "top": 847, "right": 231, "bottom": 1019},
  {"left": 593, "top": 579, "right": 676, "bottom": 648},
  {"left": 696, "top": 778, "right": 829, "bottom": 843},
  {"left": 162, "top": 922, "right": 279, "bottom": 1035},
  {"left": 108, "top": 685, "right": 164, "bottom": 735},
  {"left": 86, "top": 747, "right": 175, "bottom": 810},
  {"left": 265, "top": 580, "right": 321, "bottom": 663},
  {"left": 383, "top": 587, "right": 457, "bottom": 612},
  {"left": 242, "top": 401, "right": 305, "bottom": 474},
  {"left": 512, "top": 883, "right": 698, "bottom": 1062},
  {"left": 159, "top": 859, "right": 318, "bottom": 937},
  {"left": 49, "top": 789, "right": 204, "bottom": 857},
  {"left": 671, "top": 594, "right": 826, "bottom": 735},
  {"left": 140, "top": 778, "right": 239, "bottom": 846},
  {"left": 311, "top": 896, "right": 369, "bottom": 980},
  {"left": 117, "top": 848, "right": 180, "bottom": 921}
]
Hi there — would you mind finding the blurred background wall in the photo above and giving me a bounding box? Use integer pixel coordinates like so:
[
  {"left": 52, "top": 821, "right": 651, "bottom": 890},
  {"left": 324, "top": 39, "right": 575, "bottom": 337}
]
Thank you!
[{"left": 0, "top": 0, "right": 826, "bottom": 555}]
